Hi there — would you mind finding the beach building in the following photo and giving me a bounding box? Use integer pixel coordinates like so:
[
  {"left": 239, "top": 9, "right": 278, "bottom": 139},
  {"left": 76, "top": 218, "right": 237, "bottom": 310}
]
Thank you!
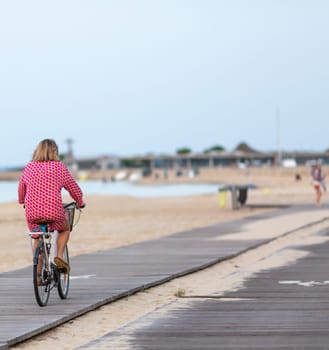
[
  {"left": 72, "top": 143, "right": 329, "bottom": 172},
  {"left": 75, "top": 156, "right": 121, "bottom": 170}
]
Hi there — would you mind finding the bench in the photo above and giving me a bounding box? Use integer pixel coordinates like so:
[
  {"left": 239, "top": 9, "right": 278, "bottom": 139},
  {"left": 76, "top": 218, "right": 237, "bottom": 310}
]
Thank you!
[{"left": 218, "top": 185, "right": 249, "bottom": 210}]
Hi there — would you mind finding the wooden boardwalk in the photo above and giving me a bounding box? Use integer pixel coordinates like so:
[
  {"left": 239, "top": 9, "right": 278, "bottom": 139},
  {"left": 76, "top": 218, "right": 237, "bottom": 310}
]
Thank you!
[
  {"left": 79, "top": 217, "right": 329, "bottom": 349},
  {"left": 0, "top": 205, "right": 327, "bottom": 349}
]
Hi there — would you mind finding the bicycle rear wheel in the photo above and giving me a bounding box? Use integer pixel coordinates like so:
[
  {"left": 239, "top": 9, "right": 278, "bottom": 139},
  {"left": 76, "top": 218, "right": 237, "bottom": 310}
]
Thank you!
[
  {"left": 33, "top": 244, "right": 50, "bottom": 306},
  {"left": 57, "top": 245, "right": 70, "bottom": 299}
]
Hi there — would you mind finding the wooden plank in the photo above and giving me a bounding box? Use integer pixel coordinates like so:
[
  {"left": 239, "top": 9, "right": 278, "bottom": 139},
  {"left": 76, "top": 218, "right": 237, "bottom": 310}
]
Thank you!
[
  {"left": 81, "top": 229, "right": 329, "bottom": 349},
  {"left": 0, "top": 205, "right": 326, "bottom": 348}
]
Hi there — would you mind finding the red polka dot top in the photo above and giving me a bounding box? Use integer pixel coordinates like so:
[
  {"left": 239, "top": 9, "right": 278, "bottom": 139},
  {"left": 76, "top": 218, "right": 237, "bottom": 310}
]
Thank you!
[{"left": 18, "top": 161, "right": 84, "bottom": 231}]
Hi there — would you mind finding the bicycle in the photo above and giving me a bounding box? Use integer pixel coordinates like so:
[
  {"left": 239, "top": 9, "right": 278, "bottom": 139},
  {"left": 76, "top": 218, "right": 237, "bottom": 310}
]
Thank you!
[{"left": 28, "top": 202, "right": 81, "bottom": 307}]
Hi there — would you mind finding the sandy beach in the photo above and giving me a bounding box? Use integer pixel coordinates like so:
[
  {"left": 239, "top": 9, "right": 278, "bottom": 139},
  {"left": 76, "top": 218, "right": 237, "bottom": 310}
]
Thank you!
[
  {"left": 0, "top": 166, "right": 319, "bottom": 273},
  {"left": 1, "top": 166, "right": 327, "bottom": 349}
]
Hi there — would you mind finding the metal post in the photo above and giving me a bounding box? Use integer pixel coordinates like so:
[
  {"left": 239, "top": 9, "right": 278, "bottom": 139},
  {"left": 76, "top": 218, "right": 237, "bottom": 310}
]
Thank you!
[{"left": 231, "top": 186, "right": 238, "bottom": 209}]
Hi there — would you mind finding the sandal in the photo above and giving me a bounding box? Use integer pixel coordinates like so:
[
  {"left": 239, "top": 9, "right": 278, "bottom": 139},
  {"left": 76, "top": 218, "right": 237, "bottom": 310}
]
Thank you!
[{"left": 54, "top": 257, "right": 70, "bottom": 274}]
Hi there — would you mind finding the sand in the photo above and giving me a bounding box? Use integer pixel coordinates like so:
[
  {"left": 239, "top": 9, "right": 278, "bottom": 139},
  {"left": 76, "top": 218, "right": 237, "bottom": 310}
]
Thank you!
[
  {"left": 0, "top": 193, "right": 269, "bottom": 273},
  {"left": 0, "top": 166, "right": 320, "bottom": 273},
  {"left": 1, "top": 166, "right": 327, "bottom": 349}
]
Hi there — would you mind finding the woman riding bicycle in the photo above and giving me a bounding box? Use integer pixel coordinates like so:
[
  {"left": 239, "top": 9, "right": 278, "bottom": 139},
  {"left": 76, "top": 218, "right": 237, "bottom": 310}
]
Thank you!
[{"left": 18, "top": 138, "right": 85, "bottom": 273}]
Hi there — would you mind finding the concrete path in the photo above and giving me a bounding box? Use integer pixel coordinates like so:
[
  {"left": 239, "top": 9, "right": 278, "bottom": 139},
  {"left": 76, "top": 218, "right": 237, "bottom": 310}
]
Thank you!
[{"left": 1, "top": 204, "right": 328, "bottom": 349}]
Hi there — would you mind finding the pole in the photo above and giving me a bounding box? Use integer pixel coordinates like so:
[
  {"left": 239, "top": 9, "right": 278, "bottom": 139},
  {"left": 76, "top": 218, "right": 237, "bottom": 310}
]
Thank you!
[{"left": 276, "top": 107, "right": 281, "bottom": 167}]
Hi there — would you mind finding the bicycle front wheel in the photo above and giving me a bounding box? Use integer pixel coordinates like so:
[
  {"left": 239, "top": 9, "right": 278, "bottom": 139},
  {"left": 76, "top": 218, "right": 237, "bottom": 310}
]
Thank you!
[
  {"left": 33, "top": 244, "right": 50, "bottom": 307},
  {"left": 57, "top": 245, "right": 70, "bottom": 299}
]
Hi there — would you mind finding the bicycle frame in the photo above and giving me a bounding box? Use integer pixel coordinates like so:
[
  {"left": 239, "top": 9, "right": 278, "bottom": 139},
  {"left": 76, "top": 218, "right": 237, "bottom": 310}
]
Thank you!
[
  {"left": 30, "top": 227, "right": 58, "bottom": 290},
  {"left": 28, "top": 202, "right": 78, "bottom": 306},
  {"left": 30, "top": 228, "right": 70, "bottom": 306}
]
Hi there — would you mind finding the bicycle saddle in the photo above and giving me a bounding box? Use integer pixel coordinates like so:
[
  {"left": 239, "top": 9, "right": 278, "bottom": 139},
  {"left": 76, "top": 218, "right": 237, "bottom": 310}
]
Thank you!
[{"left": 33, "top": 219, "right": 55, "bottom": 225}]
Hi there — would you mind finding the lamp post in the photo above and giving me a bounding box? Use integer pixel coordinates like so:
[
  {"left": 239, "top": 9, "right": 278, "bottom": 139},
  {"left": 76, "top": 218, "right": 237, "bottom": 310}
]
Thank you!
[{"left": 65, "top": 138, "right": 78, "bottom": 173}]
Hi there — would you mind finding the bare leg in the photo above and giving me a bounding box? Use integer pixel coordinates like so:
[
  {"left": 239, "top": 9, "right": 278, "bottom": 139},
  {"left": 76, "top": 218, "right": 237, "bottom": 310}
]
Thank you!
[
  {"left": 31, "top": 238, "right": 39, "bottom": 255},
  {"left": 31, "top": 238, "right": 44, "bottom": 285},
  {"left": 315, "top": 187, "right": 322, "bottom": 207},
  {"left": 56, "top": 220, "right": 70, "bottom": 259}
]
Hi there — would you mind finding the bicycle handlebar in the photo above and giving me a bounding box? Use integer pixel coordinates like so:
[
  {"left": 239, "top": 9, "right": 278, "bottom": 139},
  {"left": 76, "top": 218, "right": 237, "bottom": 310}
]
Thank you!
[{"left": 63, "top": 202, "right": 85, "bottom": 210}]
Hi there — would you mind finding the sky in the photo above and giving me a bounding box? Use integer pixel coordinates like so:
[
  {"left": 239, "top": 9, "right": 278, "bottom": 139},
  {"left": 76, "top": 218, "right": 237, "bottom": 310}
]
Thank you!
[{"left": 0, "top": 0, "right": 328, "bottom": 167}]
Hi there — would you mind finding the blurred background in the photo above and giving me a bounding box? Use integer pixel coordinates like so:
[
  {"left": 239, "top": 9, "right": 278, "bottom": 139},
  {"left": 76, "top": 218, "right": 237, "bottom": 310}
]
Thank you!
[{"left": 0, "top": 0, "right": 328, "bottom": 171}]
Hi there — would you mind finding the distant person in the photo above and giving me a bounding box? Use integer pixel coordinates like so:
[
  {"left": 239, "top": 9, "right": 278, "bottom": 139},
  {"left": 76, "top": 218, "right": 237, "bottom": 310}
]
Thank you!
[
  {"left": 311, "top": 163, "right": 326, "bottom": 207},
  {"left": 18, "top": 138, "right": 86, "bottom": 273}
]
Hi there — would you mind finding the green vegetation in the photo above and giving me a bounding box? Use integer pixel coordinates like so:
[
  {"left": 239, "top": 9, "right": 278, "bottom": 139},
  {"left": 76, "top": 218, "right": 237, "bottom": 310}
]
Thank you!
[
  {"left": 176, "top": 147, "right": 192, "bottom": 155},
  {"left": 203, "top": 145, "right": 225, "bottom": 153},
  {"left": 174, "top": 288, "right": 186, "bottom": 297}
]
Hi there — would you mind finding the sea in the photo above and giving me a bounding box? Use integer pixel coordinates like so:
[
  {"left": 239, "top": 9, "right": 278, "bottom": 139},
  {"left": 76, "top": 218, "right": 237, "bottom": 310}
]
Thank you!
[{"left": 1, "top": 180, "right": 221, "bottom": 204}]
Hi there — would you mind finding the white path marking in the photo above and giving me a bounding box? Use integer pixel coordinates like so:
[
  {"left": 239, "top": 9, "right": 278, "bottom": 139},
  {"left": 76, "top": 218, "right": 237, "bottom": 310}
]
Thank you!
[
  {"left": 279, "top": 280, "right": 329, "bottom": 287},
  {"left": 70, "top": 274, "right": 97, "bottom": 280}
]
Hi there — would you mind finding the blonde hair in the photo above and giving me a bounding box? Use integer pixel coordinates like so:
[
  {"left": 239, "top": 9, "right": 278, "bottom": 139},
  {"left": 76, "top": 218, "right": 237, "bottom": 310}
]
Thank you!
[{"left": 32, "top": 139, "right": 60, "bottom": 161}]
